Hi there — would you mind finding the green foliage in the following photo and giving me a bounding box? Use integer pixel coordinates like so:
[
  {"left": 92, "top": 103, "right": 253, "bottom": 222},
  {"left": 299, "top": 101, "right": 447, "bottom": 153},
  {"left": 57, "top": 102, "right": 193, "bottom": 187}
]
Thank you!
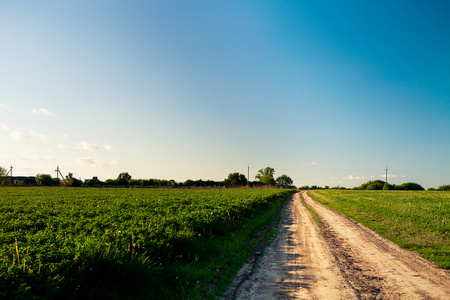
[
  {"left": 311, "top": 190, "right": 450, "bottom": 269},
  {"left": 0, "top": 187, "right": 292, "bottom": 298},
  {"left": 396, "top": 182, "right": 424, "bottom": 191},
  {"left": 1, "top": 177, "right": 10, "bottom": 186},
  {"left": 438, "top": 185, "right": 450, "bottom": 191},
  {"left": 115, "top": 172, "right": 131, "bottom": 185},
  {"left": 35, "top": 174, "right": 54, "bottom": 186},
  {"left": 359, "top": 180, "right": 424, "bottom": 191},
  {"left": 275, "top": 174, "right": 293, "bottom": 188},
  {"left": 224, "top": 172, "right": 247, "bottom": 187},
  {"left": 255, "top": 167, "right": 276, "bottom": 186}
]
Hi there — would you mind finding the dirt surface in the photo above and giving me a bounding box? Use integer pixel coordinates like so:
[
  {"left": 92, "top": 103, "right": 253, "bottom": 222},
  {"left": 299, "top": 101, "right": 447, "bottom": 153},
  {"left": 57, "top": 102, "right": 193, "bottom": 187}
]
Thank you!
[{"left": 224, "top": 191, "right": 450, "bottom": 299}]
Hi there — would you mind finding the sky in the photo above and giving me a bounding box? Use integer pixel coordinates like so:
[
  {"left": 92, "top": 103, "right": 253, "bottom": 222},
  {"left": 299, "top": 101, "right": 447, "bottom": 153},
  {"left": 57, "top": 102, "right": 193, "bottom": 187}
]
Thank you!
[{"left": 1, "top": 1, "right": 449, "bottom": 188}]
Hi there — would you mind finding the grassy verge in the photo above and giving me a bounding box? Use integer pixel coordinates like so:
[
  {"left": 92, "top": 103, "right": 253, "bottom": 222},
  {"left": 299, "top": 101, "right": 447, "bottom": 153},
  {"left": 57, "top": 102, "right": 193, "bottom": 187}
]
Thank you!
[{"left": 310, "top": 190, "right": 450, "bottom": 269}]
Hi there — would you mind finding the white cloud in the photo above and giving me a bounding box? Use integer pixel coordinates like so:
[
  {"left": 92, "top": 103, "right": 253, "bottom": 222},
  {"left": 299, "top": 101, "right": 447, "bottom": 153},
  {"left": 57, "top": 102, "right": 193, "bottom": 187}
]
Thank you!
[
  {"left": 401, "top": 175, "right": 406, "bottom": 178},
  {"left": 104, "top": 145, "right": 113, "bottom": 151},
  {"left": 311, "top": 162, "right": 317, "bottom": 165},
  {"left": 76, "top": 141, "right": 99, "bottom": 150},
  {"left": 57, "top": 144, "right": 69, "bottom": 149},
  {"left": 381, "top": 174, "right": 398, "bottom": 178},
  {"left": 0, "top": 123, "right": 9, "bottom": 130},
  {"left": 10, "top": 131, "right": 29, "bottom": 141},
  {"left": 76, "top": 157, "right": 117, "bottom": 168},
  {"left": 8, "top": 153, "right": 57, "bottom": 161},
  {"left": 0, "top": 104, "right": 7, "bottom": 109},
  {"left": 343, "top": 175, "right": 366, "bottom": 180},
  {"left": 32, "top": 108, "right": 54, "bottom": 116},
  {"left": 29, "top": 130, "right": 48, "bottom": 140}
]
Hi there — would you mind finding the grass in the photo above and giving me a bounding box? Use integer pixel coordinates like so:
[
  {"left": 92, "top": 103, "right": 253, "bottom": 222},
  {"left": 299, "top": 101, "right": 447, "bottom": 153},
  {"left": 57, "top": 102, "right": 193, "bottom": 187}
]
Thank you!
[
  {"left": 0, "top": 187, "right": 294, "bottom": 299},
  {"left": 310, "top": 190, "right": 450, "bottom": 269}
]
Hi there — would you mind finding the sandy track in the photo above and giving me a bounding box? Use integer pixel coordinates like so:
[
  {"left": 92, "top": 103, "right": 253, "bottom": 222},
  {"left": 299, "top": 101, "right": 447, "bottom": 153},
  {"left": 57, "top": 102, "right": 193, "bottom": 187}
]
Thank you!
[{"left": 226, "top": 192, "right": 450, "bottom": 299}]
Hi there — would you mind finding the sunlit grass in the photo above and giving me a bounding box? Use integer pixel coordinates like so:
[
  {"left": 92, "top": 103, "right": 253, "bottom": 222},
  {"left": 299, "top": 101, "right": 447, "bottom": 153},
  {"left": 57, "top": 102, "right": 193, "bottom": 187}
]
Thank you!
[{"left": 310, "top": 190, "right": 450, "bottom": 269}]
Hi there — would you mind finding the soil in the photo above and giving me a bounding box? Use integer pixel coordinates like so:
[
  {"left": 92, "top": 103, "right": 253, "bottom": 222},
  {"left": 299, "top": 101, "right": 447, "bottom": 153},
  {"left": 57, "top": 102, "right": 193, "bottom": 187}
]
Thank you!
[{"left": 224, "top": 191, "right": 450, "bottom": 299}]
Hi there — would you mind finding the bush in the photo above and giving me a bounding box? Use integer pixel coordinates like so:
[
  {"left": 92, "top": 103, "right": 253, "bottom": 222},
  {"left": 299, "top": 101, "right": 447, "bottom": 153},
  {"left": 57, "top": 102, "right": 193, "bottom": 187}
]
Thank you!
[
  {"left": 438, "top": 185, "right": 450, "bottom": 191},
  {"left": 36, "top": 174, "right": 54, "bottom": 186}
]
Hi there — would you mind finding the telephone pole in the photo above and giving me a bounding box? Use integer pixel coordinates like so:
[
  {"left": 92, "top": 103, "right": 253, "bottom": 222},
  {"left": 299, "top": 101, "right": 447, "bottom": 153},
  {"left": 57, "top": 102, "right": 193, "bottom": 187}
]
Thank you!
[
  {"left": 385, "top": 166, "right": 388, "bottom": 184},
  {"left": 248, "top": 164, "right": 250, "bottom": 188}
]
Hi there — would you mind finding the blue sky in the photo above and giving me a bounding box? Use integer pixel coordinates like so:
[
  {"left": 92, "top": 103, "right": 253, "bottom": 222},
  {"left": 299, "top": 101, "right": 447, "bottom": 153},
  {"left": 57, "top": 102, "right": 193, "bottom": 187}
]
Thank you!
[{"left": 1, "top": 1, "right": 449, "bottom": 188}]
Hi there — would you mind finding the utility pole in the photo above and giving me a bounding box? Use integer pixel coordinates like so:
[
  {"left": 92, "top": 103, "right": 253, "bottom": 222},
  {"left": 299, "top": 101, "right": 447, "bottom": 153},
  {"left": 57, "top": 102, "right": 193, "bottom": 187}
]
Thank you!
[
  {"left": 248, "top": 164, "right": 250, "bottom": 188},
  {"left": 386, "top": 166, "right": 388, "bottom": 184}
]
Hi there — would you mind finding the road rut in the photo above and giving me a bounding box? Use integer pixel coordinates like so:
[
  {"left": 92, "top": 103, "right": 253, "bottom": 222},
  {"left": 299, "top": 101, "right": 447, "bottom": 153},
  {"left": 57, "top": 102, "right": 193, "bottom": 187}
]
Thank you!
[{"left": 226, "top": 191, "right": 450, "bottom": 299}]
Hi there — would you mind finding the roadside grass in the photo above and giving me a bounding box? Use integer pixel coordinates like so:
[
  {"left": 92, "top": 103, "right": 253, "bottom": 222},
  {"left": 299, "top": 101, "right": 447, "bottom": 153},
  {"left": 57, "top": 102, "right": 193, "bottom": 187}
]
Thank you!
[
  {"left": 310, "top": 190, "right": 450, "bottom": 269},
  {"left": 0, "top": 187, "right": 294, "bottom": 299}
]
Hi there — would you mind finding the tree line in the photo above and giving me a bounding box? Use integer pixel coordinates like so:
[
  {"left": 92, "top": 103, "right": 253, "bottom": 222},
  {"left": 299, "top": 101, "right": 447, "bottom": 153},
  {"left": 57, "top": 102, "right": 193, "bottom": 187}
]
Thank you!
[{"left": 0, "top": 166, "right": 296, "bottom": 189}]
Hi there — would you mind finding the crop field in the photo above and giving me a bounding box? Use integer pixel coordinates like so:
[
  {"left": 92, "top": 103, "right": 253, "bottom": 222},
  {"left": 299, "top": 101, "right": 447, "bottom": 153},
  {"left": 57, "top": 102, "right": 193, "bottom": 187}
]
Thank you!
[
  {"left": 0, "top": 187, "right": 293, "bottom": 299},
  {"left": 310, "top": 190, "right": 450, "bottom": 269}
]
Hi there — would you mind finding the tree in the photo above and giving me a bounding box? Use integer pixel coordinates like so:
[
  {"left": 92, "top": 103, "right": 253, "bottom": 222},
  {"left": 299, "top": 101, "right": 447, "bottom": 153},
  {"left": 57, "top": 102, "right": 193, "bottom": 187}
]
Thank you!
[
  {"left": 397, "top": 182, "right": 424, "bottom": 191},
  {"left": 438, "top": 185, "right": 450, "bottom": 191},
  {"left": 36, "top": 174, "right": 54, "bottom": 186},
  {"left": 62, "top": 173, "right": 82, "bottom": 187},
  {"left": 0, "top": 166, "right": 9, "bottom": 186},
  {"left": 255, "top": 167, "right": 276, "bottom": 186},
  {"left": 224, "top": 172, "right": 248, "bottom": 187},
  {"left": 275, "top": 174, "right": 293, "bottom": 188},
  {"left": 116, "top": 172, "right": 132, "bottom": 185}
]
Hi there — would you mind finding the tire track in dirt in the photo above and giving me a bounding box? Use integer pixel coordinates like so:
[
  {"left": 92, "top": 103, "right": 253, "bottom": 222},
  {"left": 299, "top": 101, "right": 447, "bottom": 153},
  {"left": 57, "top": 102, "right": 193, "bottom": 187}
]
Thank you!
[
  {"left": 226, "top": 192, "right": 357, "bottom": 299},
  {"left": 226, "top": 191, "right": 450, "bottom": 299},
  {"left": 303, "top": 191, "right": 450, "bottom": 299}
]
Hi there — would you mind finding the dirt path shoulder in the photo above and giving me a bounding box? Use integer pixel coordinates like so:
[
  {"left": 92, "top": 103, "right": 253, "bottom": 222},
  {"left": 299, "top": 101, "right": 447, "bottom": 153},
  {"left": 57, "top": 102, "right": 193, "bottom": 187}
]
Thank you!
[{"left": 226, "top": 191, "right": 450, "bottom": 300}]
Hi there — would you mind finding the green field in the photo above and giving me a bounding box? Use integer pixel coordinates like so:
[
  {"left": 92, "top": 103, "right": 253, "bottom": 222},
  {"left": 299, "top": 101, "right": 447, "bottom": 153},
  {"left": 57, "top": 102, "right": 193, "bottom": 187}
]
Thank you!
[
  {"left": 0, "top": 187, "right": 293, "bottom": 299},
  {"left": 310, "top": 190, "right": 450, "bottom": 269}
]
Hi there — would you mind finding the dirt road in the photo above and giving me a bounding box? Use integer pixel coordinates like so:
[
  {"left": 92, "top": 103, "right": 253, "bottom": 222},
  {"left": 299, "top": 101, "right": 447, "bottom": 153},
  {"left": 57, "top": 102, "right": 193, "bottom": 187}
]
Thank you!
[{"left": 225, "top": 191, "right": 450, "bottom": 299}]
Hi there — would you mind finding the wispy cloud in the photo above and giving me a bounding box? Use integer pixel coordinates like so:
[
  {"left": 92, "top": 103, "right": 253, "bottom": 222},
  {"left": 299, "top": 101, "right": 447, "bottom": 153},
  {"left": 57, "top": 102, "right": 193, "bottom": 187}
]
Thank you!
[
  {"left": 57, "top": 144, "right": 69, "bottom": 149},
  {"left": 32, "top": 108, "right": 54, "bottom": 116},
  {"left": 76, "top": 141, "right": 99, "bottom": 150},
  {"left": 104, "top": 145, "right": 113, "bottom": 151},
  {"left": 0, "top": 104, "right": 7, "bottom": 109},
  {"left": 10, "top": 131, "right": 29, "bottom": 141},
  {"left": 29, "top": 130, "right": 48, "bottom": 140},
  {"left": 0, "top": 123, "right": 9, "bottom": 130},
  {"left": 76, "top": 157, "right": 117, "bottom": 168},
  {"left": 380, "top": 174, "right": 398, "bottom": 178},
  {"left": 311, "top": 162, "right": 318, "bottom": 165},
  {"left": 3, "top": 153, "right": 57, "bottom": 161},
  {"left": 343, "top": 175, "right": 366, "bottom": 180}
]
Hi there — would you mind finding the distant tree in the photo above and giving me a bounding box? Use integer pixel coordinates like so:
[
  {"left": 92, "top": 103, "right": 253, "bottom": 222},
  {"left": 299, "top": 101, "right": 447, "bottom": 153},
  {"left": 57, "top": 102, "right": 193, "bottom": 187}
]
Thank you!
[
  {"left": 275, "top": 174, "right": 293, "bottom": 188},
  {"left": 184, "top": 179, "right": 194, "bottom": 187},
  {"left": 116, "top": 172, "right": 131, "bottom": 185},
  {"left": 396, "top": 182, "right": 424, "bottom": 191},
  {"left": 224, "top": 172, "right": 248, "bottom": 187},
  {"left": 62, "top": 173, "right": 82, "bottom": 187},
  {"left": 36, "top": 174, "right": 54, "bottom": 186},
  {"left": 438, "top": 184, "right": 450, "bottom": 191},
  {"left": 0, "top": 166, "right": 5, "bottom": 177},
  {"left": 105, "top": 179, "right": 115, "bottom": 185},
  {"left": 0, "top": 166, "right": 9, "bottom": 186},
  {"left": 14, "top": 179, "right": 25, "bottom": 185},
  {"left": 383, "top": 183, "right": 390, "bottom": 190},
  {"left": 255, "top": 167, "right": 276, "bottom": 186},
  {"left": 359, "top": 180, "right": 385, "bottom": 190},
  {"left": 128, "top": 179, "right": 140, "bottom": 186}
]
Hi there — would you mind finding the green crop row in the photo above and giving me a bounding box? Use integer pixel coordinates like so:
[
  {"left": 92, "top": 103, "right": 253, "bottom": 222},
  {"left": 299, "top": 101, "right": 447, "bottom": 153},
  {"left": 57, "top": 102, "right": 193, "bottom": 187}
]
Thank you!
[
  {"left": 310, "top": 190, "right": 450, "bottom": 269},
  {"left": 0, "top": 187, "right": 293, "bottom": 299}
]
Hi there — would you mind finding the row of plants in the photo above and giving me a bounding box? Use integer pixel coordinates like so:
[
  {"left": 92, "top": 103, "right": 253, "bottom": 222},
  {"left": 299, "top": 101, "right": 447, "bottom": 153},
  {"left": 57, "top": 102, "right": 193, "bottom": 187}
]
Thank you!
[
  {"left": 0, "top": 187, "right": 294, "bottom": 299},
  {"left": 310, "top": 190, "right": 450, "bottom": 269}
]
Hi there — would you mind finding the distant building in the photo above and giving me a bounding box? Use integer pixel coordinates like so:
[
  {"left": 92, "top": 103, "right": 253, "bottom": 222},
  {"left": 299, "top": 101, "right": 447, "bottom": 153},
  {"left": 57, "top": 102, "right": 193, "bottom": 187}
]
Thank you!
[{"left": 11, "top": 176, "right": 36, "bottom": 185}]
